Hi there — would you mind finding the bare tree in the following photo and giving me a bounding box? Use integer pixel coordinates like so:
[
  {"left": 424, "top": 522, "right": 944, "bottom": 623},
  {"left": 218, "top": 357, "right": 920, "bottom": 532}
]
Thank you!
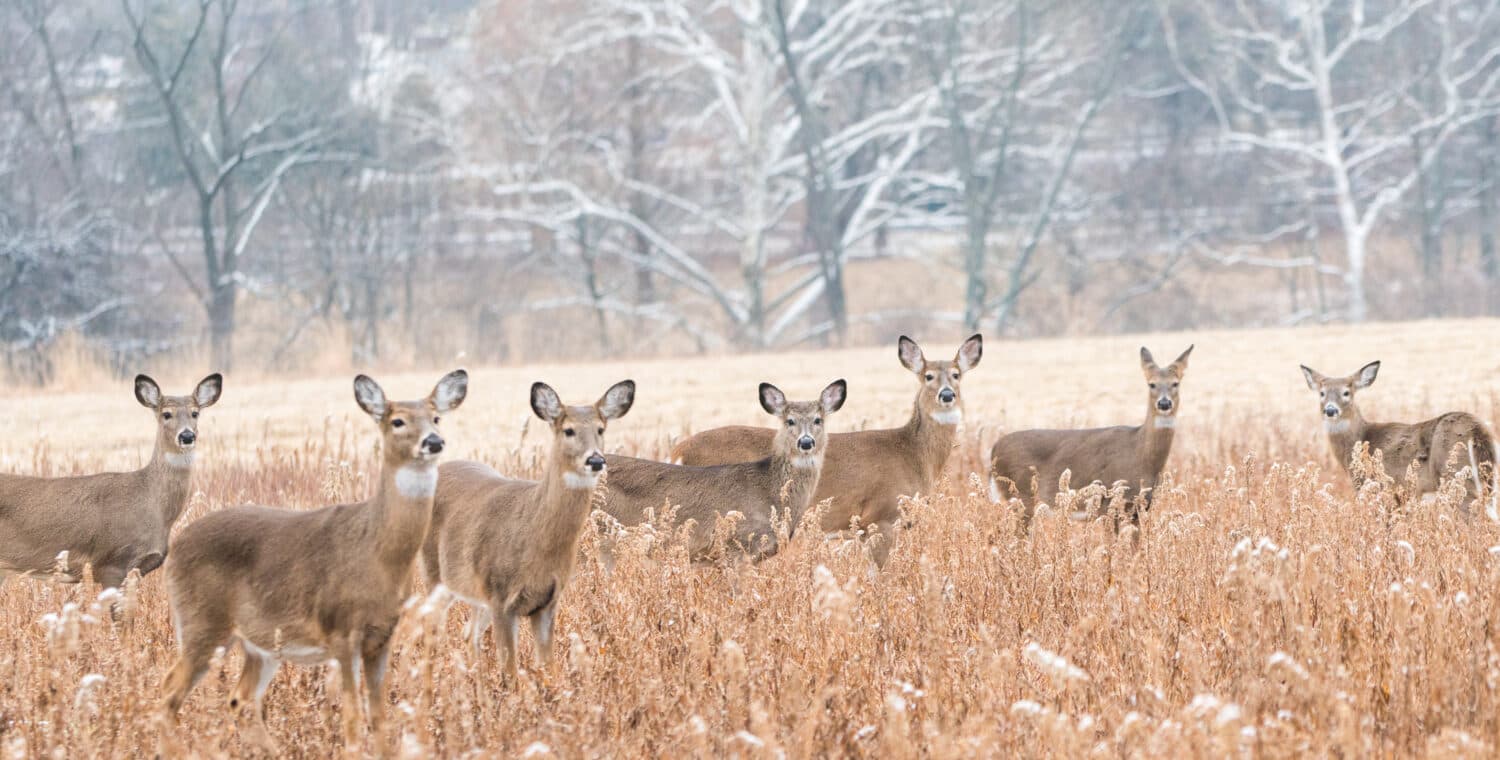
[
  {"left": 904, "top": 0, "right": 1139, "bottom": 332},
  {"left": 121, "top": 0, "right": 343, "bottom": 369},
  {"left": 1161, "top": 0, "right": 1500, "bottom": 321}
]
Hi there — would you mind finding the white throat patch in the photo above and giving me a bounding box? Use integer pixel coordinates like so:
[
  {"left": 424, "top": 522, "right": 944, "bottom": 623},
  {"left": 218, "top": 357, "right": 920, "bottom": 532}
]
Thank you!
[
  {"left": 164, "top": 452, "right": 195, "bottom": 469},
  {"left": 929, "top": 408, "right": 963, "bottom": 426},
  {"left": 1153, "top": 416, "right": 1176, "bottom": 429},
  {"left": 395, "top": 465, "right": 438, "bottom": 499},
  {"left": 1324, "top": 419, "right": 1351, "bottom": 434},
  {"left": 791, "top": 454, "right": 820, "bottom": 470},
  {"left": 563, "top": 471, "right": 600, "bottom": 490}
]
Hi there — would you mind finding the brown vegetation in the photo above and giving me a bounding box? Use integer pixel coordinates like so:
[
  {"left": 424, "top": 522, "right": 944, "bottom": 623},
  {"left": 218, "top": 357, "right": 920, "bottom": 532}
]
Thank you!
[{"left": 0, "top": 319, "right": 1498, "bottom": 757}]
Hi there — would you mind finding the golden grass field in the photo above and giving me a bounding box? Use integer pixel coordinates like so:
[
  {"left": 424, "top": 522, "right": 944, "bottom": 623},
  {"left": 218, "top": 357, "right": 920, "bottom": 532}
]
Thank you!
[{"left": 3, "top": 318, "right": 1500, "bottom": 758}]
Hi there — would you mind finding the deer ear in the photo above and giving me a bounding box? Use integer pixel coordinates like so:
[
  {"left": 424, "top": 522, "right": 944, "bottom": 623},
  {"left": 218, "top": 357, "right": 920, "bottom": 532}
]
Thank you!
[
  {"left": 530, "top": 382, "right": 563, "bottom": 423},
  {"left": 353, "top": 375, "right": 388, "bottom": 420},
  {"left": 820, "top": 379, "right": 847, "bottom": 414},
  {"left": 194, "top": 373, "right": 223, "bottom": 407},
  {"left": 1169, "top": 344, "right": 1193, "bottom": 375},
  {"left": 1139, "top": 347, "right": 1158, "bottom": 370},
  {"left": 431, "top": 369, "right": 468, "bottom": 413},
  {"left": 134, "top": 375, "right": 162, "bottom": 408},
  {"left": 898, "top": 336, "right": 924, "bottom": 373},
  {"left": 1353, "top": 360, "right": 1380, "bottom": 390},
  {"left": 598, "top": 380, "right": 636, "bottom": 421},
  {"left": 758, "top": 383, "right": 788, "bottom": 416},
  {"left": 1299, "top": 365, "right": 1324, "bottom": 392},
  {"left": 955, "top": 334, "right": 982, "bottom": 372}
]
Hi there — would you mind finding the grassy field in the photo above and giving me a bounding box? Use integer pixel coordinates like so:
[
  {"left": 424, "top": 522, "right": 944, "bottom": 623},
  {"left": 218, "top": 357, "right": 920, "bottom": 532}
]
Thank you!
[{"left": 2, "top": 318, "right": 1500, "bottom": 757}]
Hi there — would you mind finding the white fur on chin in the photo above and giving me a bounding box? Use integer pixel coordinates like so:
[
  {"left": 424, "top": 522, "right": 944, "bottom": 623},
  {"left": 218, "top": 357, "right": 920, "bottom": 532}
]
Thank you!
[
  {"left": 1153, "top": 416, "right": 1176, "bottom": 429},
  {"left": 395, "top": 465, "right": 438, "bottom": 498},
  {"left": 1324, "top": 419, "right": 1351, "bottom": 434},
  {"left": 929, "top": 408, "right": 963, "bottom": 426},
  {"left": 563, "top": 471, "right": 601, "bottom": 490},
  {"left": 164, "top": 451, "right": 195, "bottom": 469},
  {"left": 791, "top": 454, "right": 820, "bottom": 470}
]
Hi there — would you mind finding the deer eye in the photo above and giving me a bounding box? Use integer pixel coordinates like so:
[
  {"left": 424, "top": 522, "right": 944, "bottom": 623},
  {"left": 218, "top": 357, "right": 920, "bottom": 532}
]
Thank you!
[
  {"left": 925, "top": 373, "right": 934, "bottom": 382},
  {"left": 950, "top": 371, "right": 960, "bottom": 380},
  {"left": 162, "top": 412, "right": 173, "bottom": 420},
  {"left": 597, "top": 427, "right": 604, "bottom": 436},
  {"left": 433, "top": 416, "right": 441, "bottom": 425},
  {"left": 1148, "top": 383, "right": 1157, "bottom": 390},
  {"left": 1171, "top": 382, "right": 1179, "bottom": 389},
  {"left": 191, "top": 410, "right": 199, "bottom": 419},
  {"left": 813, "top": 418, "right": 822, "bottom": 426},
  {"left": 392, "top": 419, "right": 405, "bottom": 428},
  {"left": 1342, "top": 390, "right": 1350, "bottom": 398},
  {"left": 564, "top": 428, "right": 576, "bottom": 437},
  {"left": 786, "top": 419, "right": 795, "bottom": 427}
]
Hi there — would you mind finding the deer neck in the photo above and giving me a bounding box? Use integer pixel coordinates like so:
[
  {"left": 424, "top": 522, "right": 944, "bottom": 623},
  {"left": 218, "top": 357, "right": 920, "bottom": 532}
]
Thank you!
[
  {"left": 532, "top": 451, "right": 598, "bottom": 556},
  {"left": 769, "top": 441, "right": 824, "bottom": 531},
  {"left": 146, "top": 439, "right": 196, "bottom": 528},
  {"left": 1138, "top": 407, "right": 1177, "bottom": 476},
  {"left": 368, "top": 455, "right": 438, "bottom": 571},
  {"left": 1323, "top": 407, "right": 1369, "bottom": 472},
  {"left": 904, "top": 399, "right": 960, "bottom": 485}
]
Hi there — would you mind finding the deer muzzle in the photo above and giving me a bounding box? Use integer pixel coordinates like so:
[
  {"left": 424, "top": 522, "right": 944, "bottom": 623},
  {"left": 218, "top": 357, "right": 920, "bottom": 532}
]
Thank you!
[
  {"left": 585, "top": 453, "right": 606, "bottom": 472},
  {"left": 420, "top": 434, "right": 444, "bottom": 455}
]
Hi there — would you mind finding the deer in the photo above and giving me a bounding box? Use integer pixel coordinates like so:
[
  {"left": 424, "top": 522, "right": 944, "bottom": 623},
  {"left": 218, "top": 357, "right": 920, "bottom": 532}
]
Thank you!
[
  {"left": 0, "top": 373, "right": 222, "bottom": 589},
  {"left": 159, "top": 370, "right": 467, "bottom": 753},
  {"left": 602, "top": 379, "right": 846, "bottom": 563},
  {"left": 423, "top": 379, "right": 635, "bottom": 683},
  {"left": 670, "top": 335, "right": 981, "bottom": 568},
  {"left": 989, "top": 345, "right": 1193, "bottom": 527},
  {"left": 1300, "top": 361, "right": 1495, "bottom": 513}
]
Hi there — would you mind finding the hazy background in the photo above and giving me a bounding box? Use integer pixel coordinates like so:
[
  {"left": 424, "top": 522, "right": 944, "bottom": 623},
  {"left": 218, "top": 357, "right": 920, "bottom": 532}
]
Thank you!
[{"left": 4, "top": 0, "right": 1500, "bottom": 383}]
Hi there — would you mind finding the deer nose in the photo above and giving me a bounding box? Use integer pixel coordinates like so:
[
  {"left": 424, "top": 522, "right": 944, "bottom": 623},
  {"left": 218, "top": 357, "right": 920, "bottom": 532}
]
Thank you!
[
  {"left": 177, "top": 429, "right": 196, "bottom": 446},
  {"left": 798, "top": 435, "right": 815, "bottom": 451},
  {"left": 939, "top": 388, "right": 956, "bottom": 404},
  {"left": 586, "top": 454, "right": 606, "bottom": 472},
  {"left": 1324, "top": 404, "right": 1340, "bottom": 418},
  {"left": 421, "top": 434, "right": 444, "bottom": 454},
  {"left": 1156, "top": 397, "right": 1173, "bottom": 412}
]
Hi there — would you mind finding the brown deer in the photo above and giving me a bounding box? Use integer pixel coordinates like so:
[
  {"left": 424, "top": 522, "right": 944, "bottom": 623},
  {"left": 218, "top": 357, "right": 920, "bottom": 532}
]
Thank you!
[
  {"left": 603, "top": 380, "right": 846, "bottom": 562},
  {"left": 989, "top": 345, "right": 1193, "bottom": 526},
  {"left": 423, "top": 379, "right": 635, "bottom": 683},
  {"left": 671, "top": 335, "right": 981, "bottom": 567},
  {"left": 1300, "top": 361, "right": 1495, "bottom": 512},
  {"left": 0, "top": 373, "right": 222, "bottom": 589},
  {"left": 160, "top": 370, "right": 467, "bottom": 752}
]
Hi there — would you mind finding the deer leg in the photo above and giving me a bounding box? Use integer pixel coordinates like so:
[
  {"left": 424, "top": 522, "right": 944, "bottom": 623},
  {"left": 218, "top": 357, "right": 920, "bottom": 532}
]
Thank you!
[
  {"left": 333, "top": 641, "right": 362, "bottom": 752},
  {"left": 866, "top": 519, "right": 897, "bottom": 570},
  {"left": 233, "top": 644, "right": 281, "bottom": 754},
  {"left": 463, "top": 605, "right": 493, "bottom": 659},
  {"left": 362, "top": 644, "right": 392, "bottom": 748},
  {"left": 529, "top": 599, "right": 558, "bottom": 670},
  {"left": 161, "top": 620, "right": 227, "bottom": 722},
  {"left": 493, "top": 606, "right": 520, "bottom": 685}
]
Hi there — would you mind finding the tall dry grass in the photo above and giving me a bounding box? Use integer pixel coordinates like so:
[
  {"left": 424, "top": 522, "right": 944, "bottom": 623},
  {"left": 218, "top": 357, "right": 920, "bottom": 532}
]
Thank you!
[{"left": 1, "top": 319, "right": 1499, "bottom": 757}]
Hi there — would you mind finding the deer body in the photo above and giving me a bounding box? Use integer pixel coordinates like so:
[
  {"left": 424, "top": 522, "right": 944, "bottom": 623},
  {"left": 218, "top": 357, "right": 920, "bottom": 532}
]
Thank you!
[
  {"left": 603, "top": 380, "right": 846, "bottom": 562},
  {"left": 0, "top": 374, "right": 221, "bottom": 588},
  {"left": 1302, "top": 361, "right": 1495, "bottom": 505},
  {"left": 424, "top": 380, "right": 635, "bottom": 682},
  {"left": 672, "top": 336, "right": 981, "bottom": 567},
  {"left": 989, "top": 346, "right": 1193, "bottom": 525},
  {"left": 161, "top": 371, "right": 467, "bottom": 752}
]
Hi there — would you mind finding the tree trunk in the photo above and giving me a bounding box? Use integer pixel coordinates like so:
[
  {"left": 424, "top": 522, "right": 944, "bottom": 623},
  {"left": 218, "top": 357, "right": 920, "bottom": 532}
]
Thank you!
[
  {"left": 1481, "top": 118, "right": 1498, "bottom": 312},
  {"left": 1344, "top": 231, "right": 1368, "bottom": 322},
  {"left": 962, "top": 209, "right": 989, "bottom": 331},
  {"left": 209, "top": 282, "right": 236, "bottom": 371}
]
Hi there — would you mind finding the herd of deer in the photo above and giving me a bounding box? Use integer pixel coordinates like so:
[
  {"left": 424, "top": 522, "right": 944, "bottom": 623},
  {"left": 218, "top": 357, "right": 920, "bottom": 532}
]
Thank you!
[{"left": 0, "top": 335, "right": 1493, "bottom": 751}]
